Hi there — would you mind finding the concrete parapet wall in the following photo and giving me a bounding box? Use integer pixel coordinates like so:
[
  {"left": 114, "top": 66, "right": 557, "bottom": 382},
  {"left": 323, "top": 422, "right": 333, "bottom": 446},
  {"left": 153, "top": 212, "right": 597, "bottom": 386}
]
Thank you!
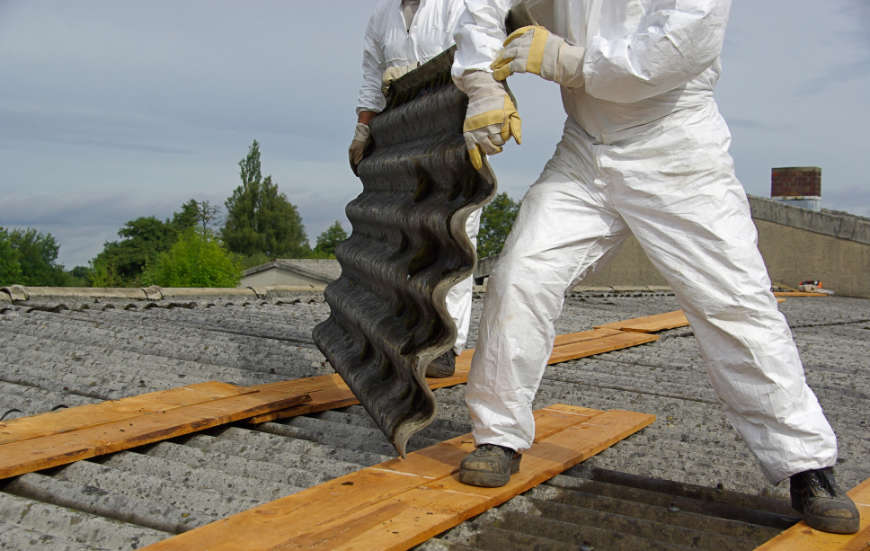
[
  {"left": 474, "top": 195, "right": 870, "bottom": 298},
  {"left": 750, "top": 195, "right": 870, "bottom": 245},
  {"left": 754, "top": 219, "right": 870, "bottom": 298}
]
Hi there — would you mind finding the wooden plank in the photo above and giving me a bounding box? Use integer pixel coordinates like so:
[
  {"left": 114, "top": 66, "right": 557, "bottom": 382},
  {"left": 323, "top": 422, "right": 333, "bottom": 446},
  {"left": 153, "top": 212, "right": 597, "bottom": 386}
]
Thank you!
[
  {"left": 548, "top": 330, "right": 659, "bottom": 364},
  {"left": 596, "top": 310, "right": 690, "bottom": 333},
  {"left": 754, "top": 477, "right": 870, "bottom": 551},
  {"left": 250, "top": 329, "right": 657, "bottom": 425},
  {"left": 773, "top": 291, "right": 830, "bottom": 297},
  {"left": 0, "top": 390, "right": 310, "bottom": 480},
  {"left": 0, "top": 382, "right": 251, "bottom": 445},
  {"left": 553, "top": 327, "right": 624, "bottom": 347},
  {"left": 141, "top": 404, "right": 654, "bottom": 551}
]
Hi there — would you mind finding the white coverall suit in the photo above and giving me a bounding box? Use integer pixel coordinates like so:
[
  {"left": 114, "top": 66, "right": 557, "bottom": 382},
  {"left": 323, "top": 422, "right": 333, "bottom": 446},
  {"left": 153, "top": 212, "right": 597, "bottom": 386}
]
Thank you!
[
  {"left": 357, "top": 0, "right": 480, "bottom": 355},
  {"left": 452, "top": 0, "right": 838, "bottom": 483}
]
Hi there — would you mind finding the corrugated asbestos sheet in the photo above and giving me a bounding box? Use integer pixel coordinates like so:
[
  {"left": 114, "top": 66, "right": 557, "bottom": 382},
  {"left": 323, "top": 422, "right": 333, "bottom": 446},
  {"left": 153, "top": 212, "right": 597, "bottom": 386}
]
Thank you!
[
  {"left": 313, "top": 48, "right": 497, "bottom": 456},
  {"left": 1, "top": 291, "right": 868, "bottom": 550}
]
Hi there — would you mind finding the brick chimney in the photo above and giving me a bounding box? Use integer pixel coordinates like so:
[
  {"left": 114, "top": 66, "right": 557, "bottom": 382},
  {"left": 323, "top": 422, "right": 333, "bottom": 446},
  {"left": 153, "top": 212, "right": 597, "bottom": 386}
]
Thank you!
[{"left": 771, "top": 167, "right": 821, "bottom": 211}]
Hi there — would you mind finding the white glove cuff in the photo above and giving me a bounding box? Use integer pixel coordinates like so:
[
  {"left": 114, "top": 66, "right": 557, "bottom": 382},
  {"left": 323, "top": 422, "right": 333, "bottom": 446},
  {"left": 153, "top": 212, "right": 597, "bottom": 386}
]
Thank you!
[
  {"left": 553, "top": 42, "right": 585, "bottom": 88},
  {"left": 455, "top": 70, "right": 504, "bottom": 99}
]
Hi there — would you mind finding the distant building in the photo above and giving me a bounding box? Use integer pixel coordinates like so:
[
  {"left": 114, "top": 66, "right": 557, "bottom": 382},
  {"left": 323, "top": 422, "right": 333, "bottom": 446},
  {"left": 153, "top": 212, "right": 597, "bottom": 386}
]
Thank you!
[{"left": 240, "top": 259, "right": 341, "bottom": 289}]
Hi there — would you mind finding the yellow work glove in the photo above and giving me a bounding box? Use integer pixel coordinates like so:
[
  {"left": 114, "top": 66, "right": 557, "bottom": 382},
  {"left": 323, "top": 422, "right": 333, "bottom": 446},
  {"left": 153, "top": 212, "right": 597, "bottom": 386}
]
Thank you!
[
  {"left": 458, "top": 70, "right": 522, "bottom": 170},
  {"left": 491, "top": 25, "right": 585, "bottom": 88},
  {"left": 348, "top": 122, "right": 371, "bottom": 175}
]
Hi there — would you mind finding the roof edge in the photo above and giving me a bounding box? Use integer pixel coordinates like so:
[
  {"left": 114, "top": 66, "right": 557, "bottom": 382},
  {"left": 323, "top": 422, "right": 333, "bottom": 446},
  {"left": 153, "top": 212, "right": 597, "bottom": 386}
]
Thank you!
[
  {"left": 0, "top": 285, "right": 325, "bottom": 303},
  {"left": 748, "top": 195, "right": 870, "bottom": 245}
]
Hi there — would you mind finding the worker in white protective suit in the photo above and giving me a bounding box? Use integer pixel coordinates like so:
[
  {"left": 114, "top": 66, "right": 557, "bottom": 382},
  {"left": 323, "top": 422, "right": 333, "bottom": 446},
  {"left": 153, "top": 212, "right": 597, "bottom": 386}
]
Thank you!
[
  {"left": 450, "top": 0, "right": 860, "bottom": 534},
  {"left": 350, "top": 0, "right": 480, "bottom": 378}
]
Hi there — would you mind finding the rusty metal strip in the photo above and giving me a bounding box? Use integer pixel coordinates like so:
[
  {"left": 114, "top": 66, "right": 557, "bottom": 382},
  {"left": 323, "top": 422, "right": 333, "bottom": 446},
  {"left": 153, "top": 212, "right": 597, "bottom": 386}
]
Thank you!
[{"left": 313, "top": 48, "right": 497, "bottom": 456}]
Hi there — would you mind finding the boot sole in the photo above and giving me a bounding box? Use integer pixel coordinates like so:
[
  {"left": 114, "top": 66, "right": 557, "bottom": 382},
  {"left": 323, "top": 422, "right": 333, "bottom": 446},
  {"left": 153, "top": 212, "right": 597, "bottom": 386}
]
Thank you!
[
  {"left": 803, "top": 513, "right": 860, "bottom": 535},
  {"left": 459, "top": 456, "right": 521, "bottom": 488}
]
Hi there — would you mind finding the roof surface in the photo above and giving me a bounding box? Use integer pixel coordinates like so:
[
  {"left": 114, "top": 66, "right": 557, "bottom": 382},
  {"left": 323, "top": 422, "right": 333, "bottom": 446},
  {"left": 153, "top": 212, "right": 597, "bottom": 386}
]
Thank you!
[{"left": 1, "top": 289, "right": 867, "bottom": 550}]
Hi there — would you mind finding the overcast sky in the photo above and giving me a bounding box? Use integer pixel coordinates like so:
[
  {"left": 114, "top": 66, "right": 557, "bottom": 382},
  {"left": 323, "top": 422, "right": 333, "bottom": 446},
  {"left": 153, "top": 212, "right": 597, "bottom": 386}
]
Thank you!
[{"left": 1, "top": 1, "right": 868, "bottom": 268}]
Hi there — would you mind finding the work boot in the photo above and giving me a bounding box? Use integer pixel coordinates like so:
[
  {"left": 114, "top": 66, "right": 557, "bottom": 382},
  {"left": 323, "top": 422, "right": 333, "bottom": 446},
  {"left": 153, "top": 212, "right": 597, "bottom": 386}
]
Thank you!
[
  {"left": 790, "top": 467, "right": 860, "bottom": 534},
  {"left": 459, "top": 444, "right": 521, "bottom": 488},
  {"left": 426, "top": 350, "right": 456, "bottom": 378}
]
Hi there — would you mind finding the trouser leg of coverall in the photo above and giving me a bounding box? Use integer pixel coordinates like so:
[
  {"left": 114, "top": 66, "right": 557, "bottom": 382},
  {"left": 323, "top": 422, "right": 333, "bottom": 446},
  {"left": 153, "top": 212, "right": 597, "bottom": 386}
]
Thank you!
[
  {"left": 467, "top": 114, "right": 837, "bottom": 482},
  {"left": 446, "top": 208, "right": 482, "bottom": 354},
  {"left": 467, "top": 134, "right": 629, "bottom": 453},
  {"left": 602, "top": 112, "right": 837, "bottom": 483}
]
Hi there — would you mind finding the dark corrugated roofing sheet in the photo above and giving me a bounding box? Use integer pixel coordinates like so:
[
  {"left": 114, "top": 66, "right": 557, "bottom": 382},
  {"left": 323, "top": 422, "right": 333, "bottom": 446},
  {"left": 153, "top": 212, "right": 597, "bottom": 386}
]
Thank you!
[{"left": 313, "top": 49, "right": 497, "bottom": 456}]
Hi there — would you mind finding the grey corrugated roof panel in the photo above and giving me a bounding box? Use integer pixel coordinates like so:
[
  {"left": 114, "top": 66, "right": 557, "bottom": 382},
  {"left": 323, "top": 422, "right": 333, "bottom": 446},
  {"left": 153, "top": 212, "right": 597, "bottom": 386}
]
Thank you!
[
  {"left": 0, "top": 381, "right": 96, "bottom": 421},
  {"left": 1, "top": 309, "right": 326, "bottom": 389},
  {"left": 422, "top": 469, "right": 796, "bottom": 551},
  {"left": 0, "top": 490, "right": 169, "bottom": 550},
  {"left": 1, "top": 291, "right": 867, "bottom": 550},
  {"left": 0, "top": 521, "right": 86, "bottom": 551}
]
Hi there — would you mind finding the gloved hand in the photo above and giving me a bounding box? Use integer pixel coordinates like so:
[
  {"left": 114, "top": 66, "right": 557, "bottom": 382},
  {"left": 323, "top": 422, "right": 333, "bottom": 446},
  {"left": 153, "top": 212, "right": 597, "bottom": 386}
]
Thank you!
[
  {"left": 457, "top": 70, "right": 522, "bottom": 170},
  {"left": 348, "top": 122, "right": 371, "bottom": 175},
  {"left": 491, "top": 25, "right": 585, "bottom": 88}
]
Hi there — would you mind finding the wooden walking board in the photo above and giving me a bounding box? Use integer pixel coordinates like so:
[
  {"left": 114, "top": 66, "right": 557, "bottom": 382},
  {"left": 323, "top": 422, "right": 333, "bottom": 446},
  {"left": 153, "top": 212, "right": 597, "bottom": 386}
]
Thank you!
[
  {"left": 596, "top": 309, "right": 690, "bottom": 333},
  {"left": 0, "top": 383, "right": 311, "bottom": 480},
  {"left": 754, "top": 477, "right": 869, "bottom": 550},
  {"left": 248, "top": 328, "right": 659, "bottom": 424},
  {"left": 141, "top": 404, "right": 656, "bottom": 551}
]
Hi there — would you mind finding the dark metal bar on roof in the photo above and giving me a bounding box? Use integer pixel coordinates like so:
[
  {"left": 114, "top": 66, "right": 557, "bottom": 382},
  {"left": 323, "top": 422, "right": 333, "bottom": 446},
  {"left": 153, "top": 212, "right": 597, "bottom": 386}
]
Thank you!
[{"left": 312, "top": 47, "right": 497, "bottom": 456}]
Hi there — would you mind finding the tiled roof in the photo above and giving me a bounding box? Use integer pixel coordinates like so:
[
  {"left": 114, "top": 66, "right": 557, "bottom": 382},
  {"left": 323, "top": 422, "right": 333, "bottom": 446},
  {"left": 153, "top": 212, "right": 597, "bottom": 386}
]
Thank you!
[
  {"left": 242, "top": 259, "right": 342, "bottom": 283},
  {"left": 1, "top": 289, "right": 867, "bottom": 550}
]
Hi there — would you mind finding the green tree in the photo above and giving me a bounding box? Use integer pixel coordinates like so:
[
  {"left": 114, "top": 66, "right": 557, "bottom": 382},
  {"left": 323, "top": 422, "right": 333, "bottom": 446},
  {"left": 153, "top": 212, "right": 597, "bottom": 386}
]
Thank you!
[
  {"left": 172, "top": 199, "right": 220, "bottom": 237},
  {"left": 6, "top": 228, "right": 67, "bottom": 286},
  {"left": 171, "top": 199, "right": 201, "bottom": 233},
  {"left": 313, "top": 221, "right": 348, "bottom": 258},
  {"left": 66, "top": 266, "right": 92, "bottom": 287},
  {"left": 142, "top": 229, "right": 241, "bottom": 288},
  {"left": 90, "top": 216, "right": 175, "bottom": 286},
  {"left": 0, "top": 227, "right": 24, "bottom": 285},
  {"left": 477, "top": 192, "right": 520, "bottom": 258},
  {"left": 89, "top": 199, "right": 213, "bottom": 287},
  {"left": 221, "top": 140, "right": 309, "bottom": 258}
]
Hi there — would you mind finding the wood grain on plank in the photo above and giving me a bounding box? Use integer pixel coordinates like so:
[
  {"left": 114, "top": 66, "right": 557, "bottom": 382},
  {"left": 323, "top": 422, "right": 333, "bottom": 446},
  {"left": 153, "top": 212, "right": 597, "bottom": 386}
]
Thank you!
[
  {"left": 0, "top": 382, "right": 251, "bottom": 445},
  {"left": 596, "top": 310, "right": 690, "bottom": 333},
  {"left": 548, "top": 330, "right": 659, "bottom": 364},
  {"left": 553, "top": 327, "right": 625, "bottom": 347},
  {"left": 141, "top": 405, "right": 654, "bottom": 551},
  {"left": 0, "top": 390, "right": 310, "bottom": 479}
]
